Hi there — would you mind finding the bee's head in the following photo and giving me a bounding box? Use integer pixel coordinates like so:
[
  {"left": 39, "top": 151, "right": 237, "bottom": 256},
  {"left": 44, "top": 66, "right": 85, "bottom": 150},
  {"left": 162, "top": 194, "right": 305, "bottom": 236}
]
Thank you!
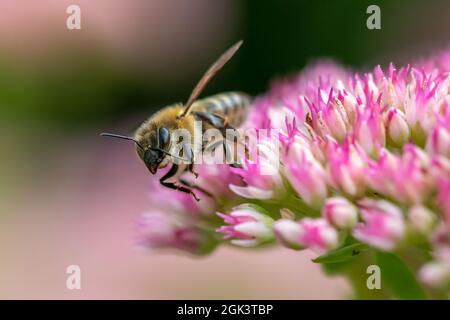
[
  {"left": 141, "top": 127, "right": 171, "bottom": 174},
  {"left": 143, "top": 148, "right": 164, "bottom": 174},
  {"left": 100, "top": 128, "right": 172, "bottom": 175}
]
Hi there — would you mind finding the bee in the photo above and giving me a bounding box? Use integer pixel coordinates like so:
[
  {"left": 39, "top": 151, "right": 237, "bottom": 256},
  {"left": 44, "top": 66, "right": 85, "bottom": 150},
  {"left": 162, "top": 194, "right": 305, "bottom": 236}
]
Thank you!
[{"left": 101, "top": 40, "right": 251, "bottom": 201}]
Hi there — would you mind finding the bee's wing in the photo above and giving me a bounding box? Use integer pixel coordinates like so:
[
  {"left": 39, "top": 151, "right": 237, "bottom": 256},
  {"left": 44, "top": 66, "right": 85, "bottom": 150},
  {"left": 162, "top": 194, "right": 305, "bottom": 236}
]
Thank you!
[{"left": 179, "top": 40, "right": 243, "bottom": 118}]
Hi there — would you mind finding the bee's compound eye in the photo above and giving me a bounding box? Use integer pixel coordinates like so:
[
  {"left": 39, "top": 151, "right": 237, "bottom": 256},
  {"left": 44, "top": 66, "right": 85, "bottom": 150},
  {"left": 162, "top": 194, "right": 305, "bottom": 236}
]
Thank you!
[{"left": 158, "top": 127, "right": 170, "bottom": 148}]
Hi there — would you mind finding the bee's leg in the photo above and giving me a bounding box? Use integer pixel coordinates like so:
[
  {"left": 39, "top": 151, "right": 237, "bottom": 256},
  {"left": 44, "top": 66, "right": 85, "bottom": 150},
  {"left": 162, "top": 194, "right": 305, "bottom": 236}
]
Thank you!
[
  {"left": 188, "top": 163, "right": 198, "bottom": 178},
  {"left": 178, "top": 177, "right": 214, "bottom": 198},
  {"left": 160, "top": 164, "right": 200, "bottom": 201},
  {"left": 182, "top": 143, "right": 198, "bottom": 178}
]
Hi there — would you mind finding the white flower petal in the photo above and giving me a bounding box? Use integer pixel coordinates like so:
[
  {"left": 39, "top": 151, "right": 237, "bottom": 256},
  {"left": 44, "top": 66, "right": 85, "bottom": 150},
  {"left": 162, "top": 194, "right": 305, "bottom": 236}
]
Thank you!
[{"left": 235, "top": 221, "right": 272, "bottom": 239}]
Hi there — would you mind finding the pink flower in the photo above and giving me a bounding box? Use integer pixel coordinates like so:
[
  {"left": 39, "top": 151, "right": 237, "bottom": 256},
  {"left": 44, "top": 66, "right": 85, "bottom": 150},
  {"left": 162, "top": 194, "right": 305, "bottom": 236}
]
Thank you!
[
  {"left": 353, "top": 199, "right": 405, "bottom": 251},
  {"left": 216, "top": 204, "right": 274, "bottom": 247},
  {"left": 274, "top": 218, "right": 339, "bottom": 254},
  {"left": 297, "top": 218, "right": 339, "bottom": 254},
  {"left": 322, "top": 97, "right": 349, "bottom": 142},
  {"left": 327, "top": 140, "right": 368, "bottom": 197},
  {"left": 273, "top": 219, "right": 305, "bottom": 250},
  {"left": 426, "top": 111, "right": 450, "bottom": 158},
  {"left": 135, "top": 211, "right": 211, "bottom": 254},
  {"left": 148, "top": 165, "right": 233, "bottom": 216},
  {"left": 385, "top": 108, "right": 410, "bottom": 146},
  {"left": 133, "top": 51, "right": 450, "bottom": 295},
  {"left": 339, "top": 90, "right": 358, "bottom": 124},
  {"left": 179, "top": 163, "right": 243, "bottom": 202},
  {"left": 418, "top": 261, "right": 450, "bottom": 288},
  {"left": 403, "top": 68, "right": 446, "bottom": 137},
  {"left": 322, "top": 197, "right": 358, "bottom": 229},
  {"left": 284, "top": 141, "right": 328, "bottom": 207},
  {"left": 419, "top": 247, "right": 450, "bottom": 288},
  {"left": 229, "top": 140, "right": 283, "bottom": 200},
  {"left": 408, "top": 205, "right": 436, "bottom": 234},
  {"left": 367, "top": 145, "right": 432, "bottom": 204},
  {"left": 303, "top": 88, "right": 349, "bottom": 142},
  {"left": 353, "top": 95, "right": 386, "bottom": 157}
]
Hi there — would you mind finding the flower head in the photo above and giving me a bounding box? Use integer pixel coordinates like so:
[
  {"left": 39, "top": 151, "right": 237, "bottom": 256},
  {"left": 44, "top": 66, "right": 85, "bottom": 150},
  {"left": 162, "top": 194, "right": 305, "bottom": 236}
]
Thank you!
[{"left": 133, "top": 50, "right": 450, "bottom": 298}]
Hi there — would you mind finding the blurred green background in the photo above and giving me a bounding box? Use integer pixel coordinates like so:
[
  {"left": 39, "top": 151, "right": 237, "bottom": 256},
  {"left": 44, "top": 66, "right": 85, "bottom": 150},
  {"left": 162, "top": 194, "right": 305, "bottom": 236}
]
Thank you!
[{"left": 1, "top": 0, "right": 450, "bottom": 299}]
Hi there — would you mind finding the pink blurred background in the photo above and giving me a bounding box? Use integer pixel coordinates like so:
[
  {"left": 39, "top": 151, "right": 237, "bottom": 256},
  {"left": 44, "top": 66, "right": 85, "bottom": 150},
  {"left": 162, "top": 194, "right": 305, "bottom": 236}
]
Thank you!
[{"left": 1, "top": 135, "right": 348, "bottom": 299}]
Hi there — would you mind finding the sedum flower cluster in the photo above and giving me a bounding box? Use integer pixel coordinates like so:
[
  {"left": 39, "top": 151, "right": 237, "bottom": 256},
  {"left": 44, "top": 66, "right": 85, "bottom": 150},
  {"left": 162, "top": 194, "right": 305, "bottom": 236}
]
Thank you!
[{"left": 135, "top": 52, "right": 450, "bottom": 299}]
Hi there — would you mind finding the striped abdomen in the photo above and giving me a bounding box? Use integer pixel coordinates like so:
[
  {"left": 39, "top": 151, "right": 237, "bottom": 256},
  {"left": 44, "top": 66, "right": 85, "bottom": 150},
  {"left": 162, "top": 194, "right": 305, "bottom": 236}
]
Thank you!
[{"left": 195, "top": 92, "right": 251, "bottom": 127}]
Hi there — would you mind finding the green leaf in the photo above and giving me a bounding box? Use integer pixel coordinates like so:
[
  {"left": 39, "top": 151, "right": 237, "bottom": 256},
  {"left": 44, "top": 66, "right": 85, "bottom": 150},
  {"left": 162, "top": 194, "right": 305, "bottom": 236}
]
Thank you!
[
  {"left": 313, "top": 243, "right": 369, "bottom": 264},
  {"left": 321, "top": 260, "right": 354, "bottom": 275},
  {"left": 375, "top": 251, "right": 427, "bottom": 300}
]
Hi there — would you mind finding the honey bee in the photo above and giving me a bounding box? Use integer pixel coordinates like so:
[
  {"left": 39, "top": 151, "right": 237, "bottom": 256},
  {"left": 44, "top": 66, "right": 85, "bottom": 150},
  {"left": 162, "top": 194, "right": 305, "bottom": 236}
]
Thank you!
[{"left": 101, "top": 40, "right": 251, "bottom": 200}]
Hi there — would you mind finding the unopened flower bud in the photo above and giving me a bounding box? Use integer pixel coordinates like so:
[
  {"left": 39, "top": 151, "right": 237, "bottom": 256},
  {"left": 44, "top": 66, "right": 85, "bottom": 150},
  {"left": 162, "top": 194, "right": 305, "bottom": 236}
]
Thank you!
[
  {"left": 419, "top": 261, "right": 450, "bottom": 288},
  {"left": 217, "top": 204, "right": 274, "bottom": 247},
  {"left": 408, "top": 205, "right": 436, "bottom": 234},
  {"left": 386, "top": 108, "right": 410, "bottom": 146},
  {"left": 322, "top": 197, "right": 358, "bottom": 229},
  {"left": 427, "top": 124, "right": 450, "bottom": 158},
  {"left": 275, "top": 218, "right": 339, "bottom": 254},
  {"left": 274, "top": 219, "right": 305, "bottom": 250}
]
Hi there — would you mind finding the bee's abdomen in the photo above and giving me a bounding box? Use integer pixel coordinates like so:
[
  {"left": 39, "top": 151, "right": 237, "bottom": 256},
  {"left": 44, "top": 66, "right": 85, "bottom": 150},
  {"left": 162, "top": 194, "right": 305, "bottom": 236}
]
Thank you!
[{"left": 201, "top": 92, "right": 251, "bottom": 127}]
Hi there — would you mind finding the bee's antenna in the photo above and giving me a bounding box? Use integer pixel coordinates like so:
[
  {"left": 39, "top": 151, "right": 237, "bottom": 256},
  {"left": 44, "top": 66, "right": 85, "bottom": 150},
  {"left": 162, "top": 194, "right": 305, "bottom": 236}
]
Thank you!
[
  {"left": 100, "top": 133, "right": 189, "bottom": 162},
  {"left": 100, "top": 133, "right": 144, "bottom": 150}
]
